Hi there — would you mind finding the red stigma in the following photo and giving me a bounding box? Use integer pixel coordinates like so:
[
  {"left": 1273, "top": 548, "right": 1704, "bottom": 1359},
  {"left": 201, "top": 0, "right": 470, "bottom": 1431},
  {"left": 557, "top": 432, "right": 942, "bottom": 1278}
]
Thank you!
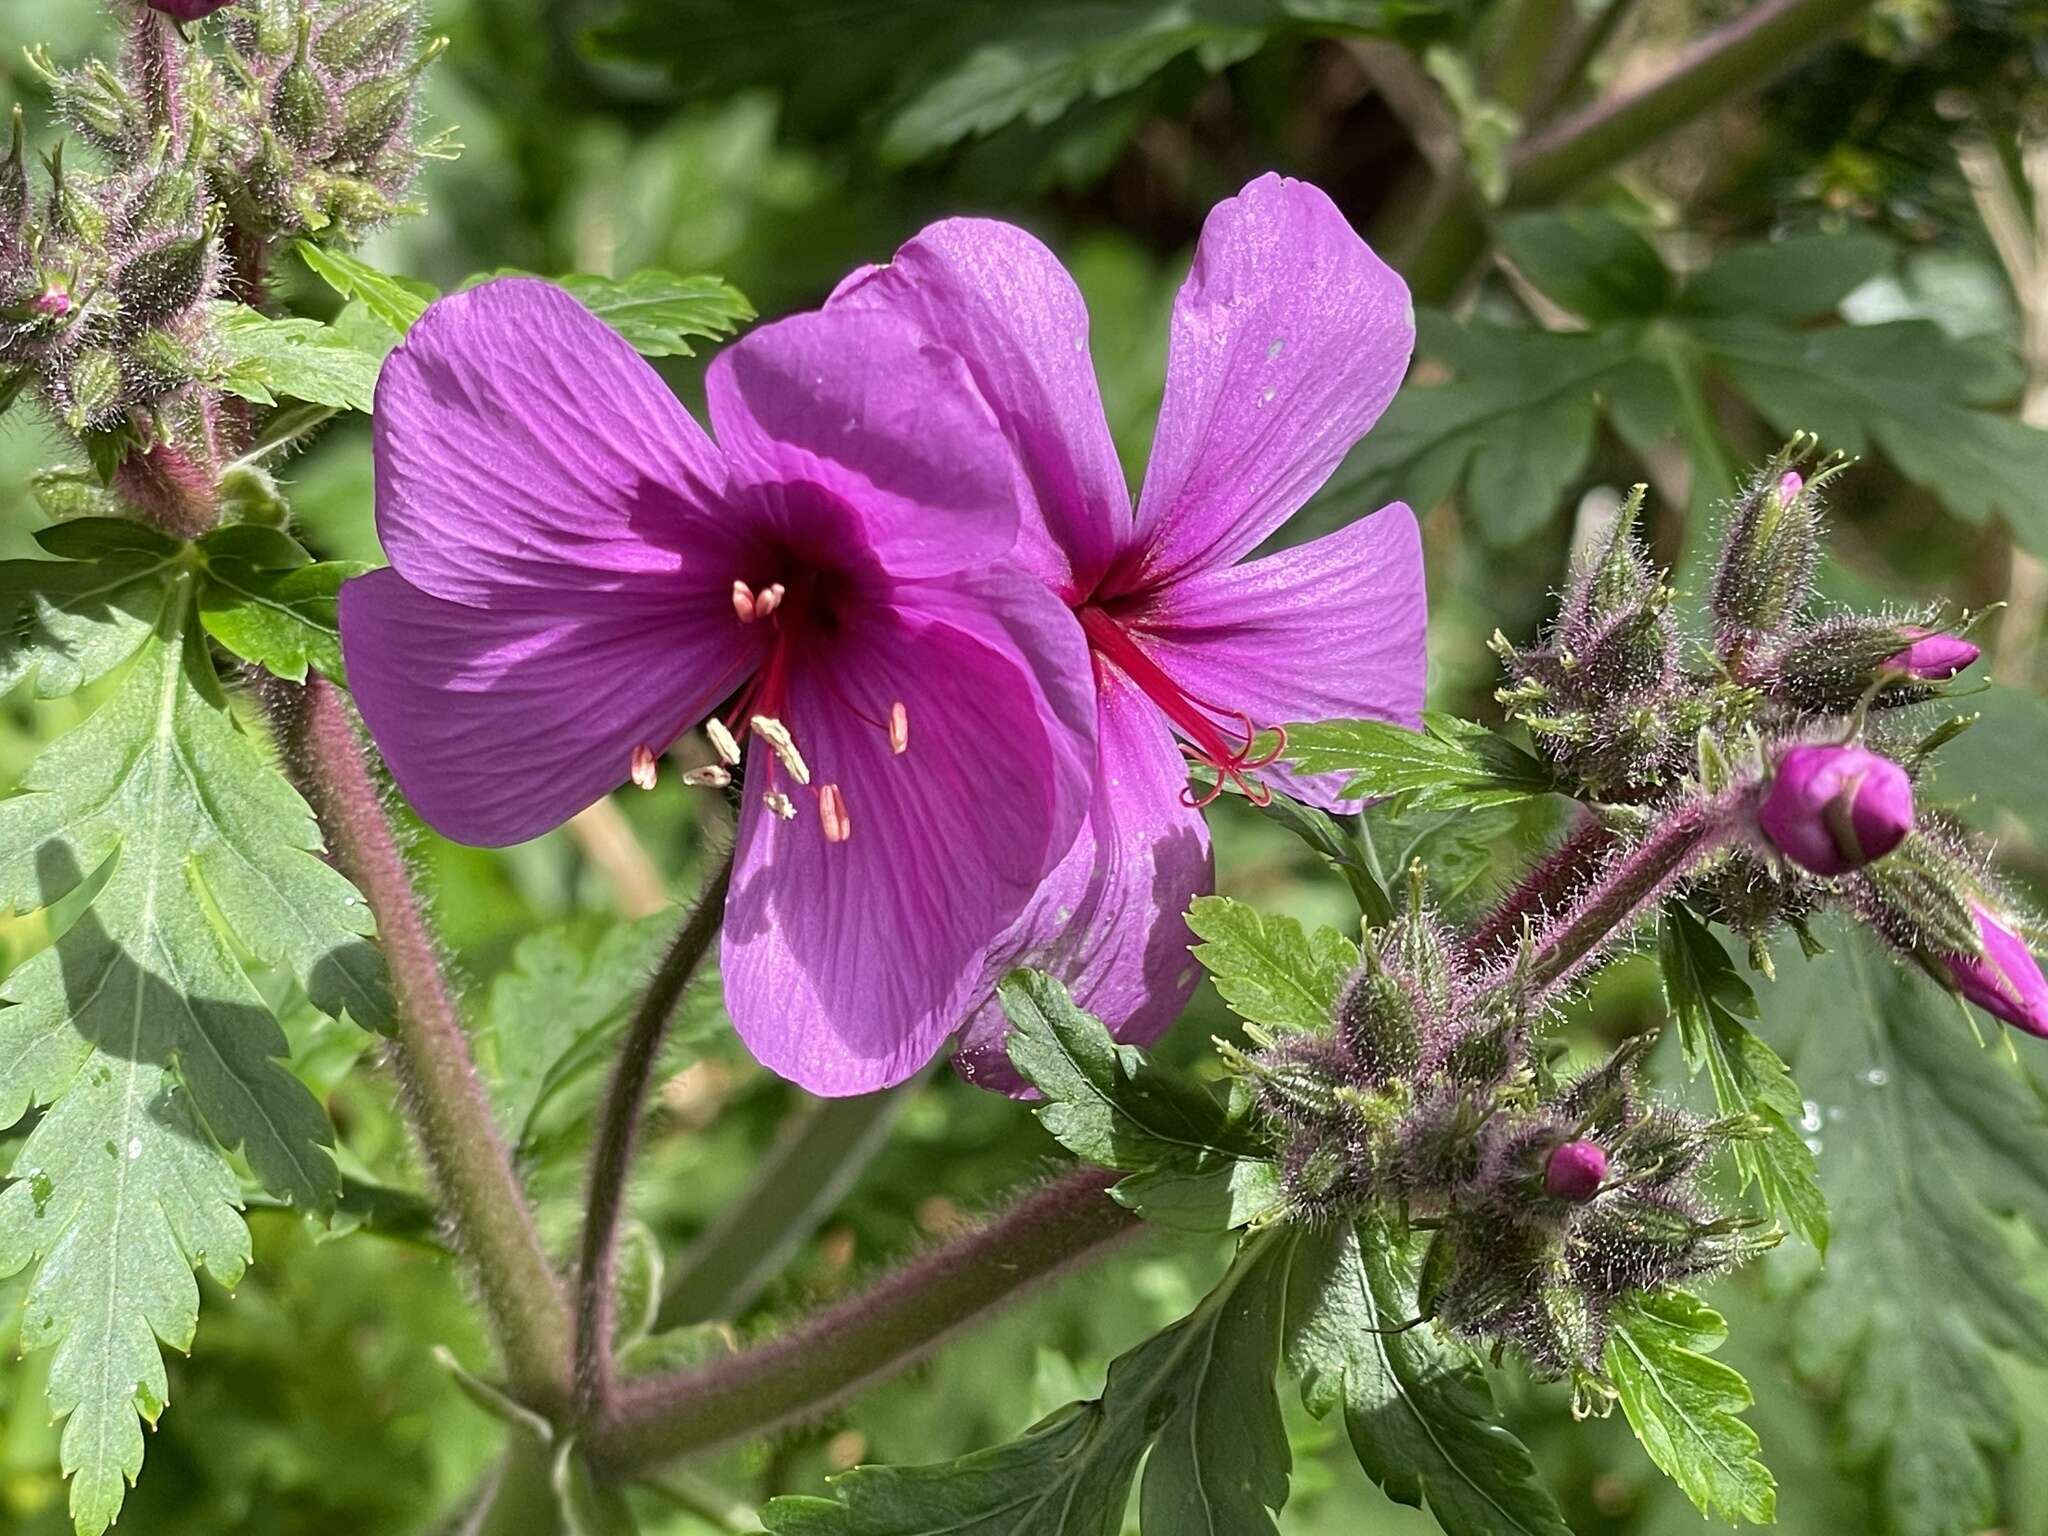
[{"left": 1076, "top": 605, "right": 1285, "bottom": 809}]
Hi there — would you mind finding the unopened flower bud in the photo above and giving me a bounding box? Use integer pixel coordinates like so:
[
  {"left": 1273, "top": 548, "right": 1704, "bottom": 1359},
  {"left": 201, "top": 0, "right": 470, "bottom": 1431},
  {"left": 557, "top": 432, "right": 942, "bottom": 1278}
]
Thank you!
[
  {"left": 1335, "top": 954, "right": 1423, "bottom": 1086},
  {"left": 1885, "top": 626, "right": 1979, "bottom": 682},
  {"left": 1759, "top": 744, "right": 1913, "bottom": 876},
  {"left": 1712, "top": 459, "right": 1822, "bottom": 643},
  {"left": 1544, "top": 1140, "right": 1607, "bottom": 1202},
  {"left": 1946, "top": 906, "right": 2048, "bottom": 1039},
  {"left": 147, "top": 0, "right": 240, "bottom": 19}
]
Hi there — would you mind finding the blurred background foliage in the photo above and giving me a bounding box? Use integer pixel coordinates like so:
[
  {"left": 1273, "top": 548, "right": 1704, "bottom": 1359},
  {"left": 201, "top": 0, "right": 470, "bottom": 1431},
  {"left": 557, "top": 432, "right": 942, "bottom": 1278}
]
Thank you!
[{"left": 4, "top": 0, "right": 2048, "bottom": 1531}]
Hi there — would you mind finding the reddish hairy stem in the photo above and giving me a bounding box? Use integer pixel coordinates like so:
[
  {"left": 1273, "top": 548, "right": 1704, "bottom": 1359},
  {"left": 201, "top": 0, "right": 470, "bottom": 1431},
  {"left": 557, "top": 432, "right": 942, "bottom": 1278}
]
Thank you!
[
  {"left": 271, "top": 676, "right": 573, "bottom": 1412},
  {"left": 1460, "top": 808, "right": 1619, "bottom": 966},
  {"left": 593, "top": 1169, "right": 1142, "bottom": 1473},
  {"left": 573, "top": 848, "right": 734, "bottom": 1420}
]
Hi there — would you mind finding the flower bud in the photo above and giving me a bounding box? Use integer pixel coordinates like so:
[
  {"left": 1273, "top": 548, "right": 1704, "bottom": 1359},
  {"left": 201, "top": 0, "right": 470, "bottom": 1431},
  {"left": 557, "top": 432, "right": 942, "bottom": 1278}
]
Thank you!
[
  {"left": 1885, "top": 626, "right": 1979, "bottom": 682},
  {"left": 1335, "top": 953, "right": 1423, "bottom": 1086},
  {"left": 1758, "top": 744, "right": 1913, "bottom": 876},
  {"left": 1712, "top": 458, "right": 1822, "bottom": 643},
  {"left": 1544, "top": 1140, "right": 1607, "bottom": 1202},
  {"left": 1946, "top": 906, "right": 2048, "bottom": 1039},
  {"left": 147, "top": 0, "right": 240, "bottom": 19}
]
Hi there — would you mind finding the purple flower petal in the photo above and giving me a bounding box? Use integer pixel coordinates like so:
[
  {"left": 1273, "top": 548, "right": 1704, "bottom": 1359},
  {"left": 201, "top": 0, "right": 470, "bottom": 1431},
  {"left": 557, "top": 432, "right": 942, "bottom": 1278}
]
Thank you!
[
  {"left": 1131, "top": 174, "right": 1413, "bottom": 586},
  {"left": 1127, "top": 503, "right": 1426, "bottom": 810},
  {"left": 706, "top": 307, "right": 1022, "bottom": 579},
  {"left": 830, "top": 218, "right": 1133, "bottom": 601},
  {"left": 954, "top": 675, "right": 1214, "bottom": 1093},
  {"left": 722, "top": 565, "right": 1095, "bottom": 1095},
  {"left": 339, "top": 568, "right": 755, "bottom": 846},
  {"left": 372, "top": 278, "right": 730, "bottom": 608}
]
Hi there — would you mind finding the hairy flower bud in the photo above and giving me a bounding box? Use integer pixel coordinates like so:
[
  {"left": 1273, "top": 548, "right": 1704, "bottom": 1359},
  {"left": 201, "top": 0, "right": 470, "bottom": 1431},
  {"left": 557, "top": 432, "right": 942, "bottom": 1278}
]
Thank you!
[
  {"left": 1335, "top": 958, "right": 1424, "bottom": 1085},
  {"left": 1758, "top": 744, "right": 1913, "bottom": 876},
  {"left": 1885, "top": 627, "right": 1979, "bottom": 682},
  {"left": 1712, "top": 454, "right": 1824, "bottom": 647},
  {"left": 1544, "top": 1140, "right": 1607, "bottom": 1201},
  {"left": 1945, "top": 906, "right": 2048, "bottom": 1039}
]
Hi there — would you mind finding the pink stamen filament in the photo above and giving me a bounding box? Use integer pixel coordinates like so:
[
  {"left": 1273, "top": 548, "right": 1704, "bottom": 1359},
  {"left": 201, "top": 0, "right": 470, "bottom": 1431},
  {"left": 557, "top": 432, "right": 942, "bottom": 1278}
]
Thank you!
[{"left": 1076, "top": 606, "right": 1285, "bottom": 809}]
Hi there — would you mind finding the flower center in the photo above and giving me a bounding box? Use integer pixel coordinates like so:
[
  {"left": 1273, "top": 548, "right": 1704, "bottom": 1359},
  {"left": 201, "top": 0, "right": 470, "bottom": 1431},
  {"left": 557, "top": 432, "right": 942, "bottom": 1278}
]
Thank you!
[{"left": 1075, "top": 604, "right": 1284, "bottom": 809}]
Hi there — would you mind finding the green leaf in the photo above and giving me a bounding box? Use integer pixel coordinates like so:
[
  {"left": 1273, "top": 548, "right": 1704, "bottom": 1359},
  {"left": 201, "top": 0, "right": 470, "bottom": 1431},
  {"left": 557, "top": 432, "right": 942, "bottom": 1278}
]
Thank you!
[
  {"left": 478, "top": 911, "right": 683, "bottom": 1160},
  {"left": 1317, "top": 313, "right": 1645, "bottom": 545},
  {"left": 209, "top": 303, "right": 385, "bottom": 413},
  {"left": 196, "top": 524, "right": 367, "bottom": 684},
  {"left": 0, "top": 521, "right": 184, "bottom": 699},
  {"left": 1679, "top": 230, "right": 1897, "bottom": 323},
  {"left": 1186, "top": 893, "right": 1357, "bottom": 1034},
  {"left": 1763, "top": 920, "right": 2048, "bottom": 1536},
  {"left": 1000, "top": 969, "right": 1275, "bottom": 1231},
  {"left": 1695, "top": 317, "right": 2048, "bottom": 553},
  {"left": 1604, "top": 1289, "right": 1775, "bottom": 1525},
  {"left": 1281, "top": 712, "right": 1553, "bottom": 811},
  {"left": 553, "top": 1439, "right": 639, "bottom": 1536},
  {"left": 0, "top": 576, "right": 390, "bottom": 1533},
  {"left": 761, "top": 1233, "right": 1298, "bottom": 1535},
  {"left": 551, "top": 270, "right": 754, "bottom": 357},
  {"left": 1497, "top": 209, "right": 1672, "bottom": 322},
  {"left": 294, "top": 241, "right": 436, "bottom": 333},
  {"left": 1659, "top": 904, "right": 1828, "bottom": 1250},
  {"left": 1284, "top": 1218, "right": 1573, "bottom": 1536}
]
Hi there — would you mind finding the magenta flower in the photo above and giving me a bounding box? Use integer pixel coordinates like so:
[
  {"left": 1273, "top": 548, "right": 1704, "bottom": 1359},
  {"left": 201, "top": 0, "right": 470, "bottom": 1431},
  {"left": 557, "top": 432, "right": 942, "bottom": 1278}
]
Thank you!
[
  {"left": 338, "top": 279, "right": 1095, "bottom": 1094},
  {"left": 1946, "top": 905, "right": 2048, "bottom": 1039},
  {"left": 1544, "top": 1140, "right": 1608, "bottom": 1202},
  {"left": 831, "top": 174, "right": 1426, "bottom": 1085},
  {"left": 1758, "top": 743, "right": 1913, "bottom": 876},
  {"left": 1885, "top": 626, "right": 1980, "bottom": 681},
  {"left": 146, "top": 0, "right": 237, "bottom": 19}
]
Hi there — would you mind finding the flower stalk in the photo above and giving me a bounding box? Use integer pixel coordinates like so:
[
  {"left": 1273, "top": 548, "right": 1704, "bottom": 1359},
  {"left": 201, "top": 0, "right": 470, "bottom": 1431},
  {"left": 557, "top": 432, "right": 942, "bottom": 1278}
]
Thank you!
[
  {"left": 573, "top": 847, "right": 734, "bottom": 1419},
  {"left": 594, "top": 1169, "right": 1141, "bottom": 1473},
  {"left": 270, "top": 675, "right": 572, "bottom": 1413}
]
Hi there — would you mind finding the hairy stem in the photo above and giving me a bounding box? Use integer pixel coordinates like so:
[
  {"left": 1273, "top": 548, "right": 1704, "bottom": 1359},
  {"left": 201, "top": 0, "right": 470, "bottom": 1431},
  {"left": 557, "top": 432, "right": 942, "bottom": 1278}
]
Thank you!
[
  {"left": 573, "top": 847, "right": 735, "bottom": 1420},
  {"left": 595, "top": 1169, "right": 1141, "bottom": 1473},
  {"left": 272, "top": 677, "right": 572, "bottom": 1412},
  {"left": 657, "top": 1077, "right": 922, "bottom": 1330},
  {"left": 1514, "top": 791, "right": 1750, "bottom": 996},
  {"left": 1460, "top": 807, "right": 1618, "bottom": 965}
]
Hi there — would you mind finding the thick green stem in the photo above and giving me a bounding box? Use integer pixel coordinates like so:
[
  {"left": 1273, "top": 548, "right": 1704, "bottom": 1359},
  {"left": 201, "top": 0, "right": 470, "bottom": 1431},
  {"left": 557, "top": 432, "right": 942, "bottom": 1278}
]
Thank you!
[
  {"left": 1398, "top": 0, "right": 1878, "bottom": 299},
  {"left": 594, "top": 1169, "right": 1141, "bottom": 1473},
  {"left": 1507, "top": 0, "right": 1877, "bottom": 205},
  {"left": 274, "top": 677, "right": 572, "bottom": 1413},
  {"left": 573, "top": 848, "right": 734, "bottom": 1419},
  {"left": 657, "top": 1078, "right": 921, "bottom": 1330}
]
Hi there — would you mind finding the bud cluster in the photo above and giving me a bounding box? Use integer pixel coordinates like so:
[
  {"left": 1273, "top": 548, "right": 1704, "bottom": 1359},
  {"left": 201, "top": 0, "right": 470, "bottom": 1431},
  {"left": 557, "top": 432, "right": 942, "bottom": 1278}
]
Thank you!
[
  {"left": 3, "top": 0, "right": 446, "bottom": 530},
  {"left": 214, "top": 0, "right": 445, "bottom": 243},
  {"left": 1232, "top": 872, "right": 1772, "bottom": 1383}
]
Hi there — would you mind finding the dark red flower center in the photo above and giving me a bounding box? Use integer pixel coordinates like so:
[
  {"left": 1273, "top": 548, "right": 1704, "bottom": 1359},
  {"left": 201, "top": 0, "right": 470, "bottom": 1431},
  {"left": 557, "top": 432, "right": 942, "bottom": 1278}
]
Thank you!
[{"left": 1074, "top": 603, "right": 1283, "bottom": 809}]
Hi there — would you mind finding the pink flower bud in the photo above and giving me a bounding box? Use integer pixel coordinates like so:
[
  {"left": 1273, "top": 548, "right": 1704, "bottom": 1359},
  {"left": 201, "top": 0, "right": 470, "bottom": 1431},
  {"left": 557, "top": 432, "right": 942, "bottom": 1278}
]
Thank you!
[
  {"left": 29, "top": 284, "right": 71, "bottom": 319},
  {"left": 146, "top": 0, "right": 238, "bottom": 19},
  {"left": 1884, "top": 626, "right": 1979, "bottom": 681},
  {"left": 1758, "top": 743, "right": 1914, "bottom": 876},
  {"left": 1544, "top": 1139, "right": 1608, "bottom": 1201},
  {"left": 1947, "top": 906, "right": 2048, "bottom": 1039},
  {"left": 1777, "top": 471, "right": 1803, "bottom": 505}
]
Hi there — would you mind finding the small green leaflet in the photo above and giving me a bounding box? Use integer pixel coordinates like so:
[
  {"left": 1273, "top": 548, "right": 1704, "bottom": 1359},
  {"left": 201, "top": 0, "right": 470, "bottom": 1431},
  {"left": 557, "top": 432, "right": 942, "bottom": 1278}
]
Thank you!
[
  {"left": 1282, "top": 713, "right": 1553, "bottom": 812},
  {"left": 295, "top": 240, "right": 435, "bottom": 333},
  {"left": 0, "top": 521, "right": 185, "bottom": 699},
  {"left": 1496, "top": 210, "right": 1672, "bottom": 324},
  {"left": 210, "top": 303, "right": 385, "bottom": 412},
  {"left": 1659, "top": 903, "right": 1828, "bottom": 1250},
  {"left": 1283, "top": 1218, "right": 1573, "bottom": 1536},
  {"left": 1186, "top": 894, "right": 1356, "bottom": 1033},
  {"left": 762, "top": 1233, "right": 1299, "bottom": 1535},
  {"left": 196, "top": 524, "right": 366, "bottom": 684},
  {"left": 1000, "top": 969, "right": 1281, "bottom": 1232},
  {"left": 549, "top": 270, "right": 754, "bottom": 357},
  {"left": 0, "top": 563, "right": 389, "bottom": 1535},
  {"left": 1763, "top": 920, "right": 2048, "bottom": 1536},
  {"left": 1604, "top": 1289, "right": 1776, "bottom": 1525}
]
